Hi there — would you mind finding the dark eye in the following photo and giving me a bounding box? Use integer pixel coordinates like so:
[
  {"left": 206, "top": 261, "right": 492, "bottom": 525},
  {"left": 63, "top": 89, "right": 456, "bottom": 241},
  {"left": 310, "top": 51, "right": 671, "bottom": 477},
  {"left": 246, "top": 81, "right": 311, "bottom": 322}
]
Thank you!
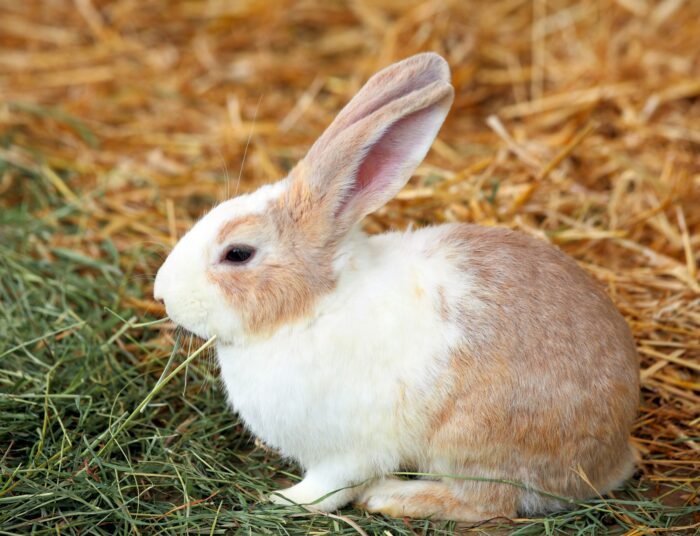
[{"left": 224, "top": 246, "right": 255, "bottom": 264}]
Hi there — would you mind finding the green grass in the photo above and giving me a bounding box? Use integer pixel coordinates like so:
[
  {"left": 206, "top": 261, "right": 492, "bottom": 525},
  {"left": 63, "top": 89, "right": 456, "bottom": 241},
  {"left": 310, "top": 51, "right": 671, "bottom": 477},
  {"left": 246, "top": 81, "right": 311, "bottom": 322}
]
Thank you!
[{"left": 1, "top": 182, "right": 697, "bottom": 535}]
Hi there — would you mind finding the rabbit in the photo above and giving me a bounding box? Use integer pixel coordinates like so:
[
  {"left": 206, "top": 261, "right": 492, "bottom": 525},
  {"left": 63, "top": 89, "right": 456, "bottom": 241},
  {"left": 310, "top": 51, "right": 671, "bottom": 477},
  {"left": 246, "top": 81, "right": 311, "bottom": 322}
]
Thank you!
[{"left": 153, "top": 52, "right": 640, "bottom": 521}]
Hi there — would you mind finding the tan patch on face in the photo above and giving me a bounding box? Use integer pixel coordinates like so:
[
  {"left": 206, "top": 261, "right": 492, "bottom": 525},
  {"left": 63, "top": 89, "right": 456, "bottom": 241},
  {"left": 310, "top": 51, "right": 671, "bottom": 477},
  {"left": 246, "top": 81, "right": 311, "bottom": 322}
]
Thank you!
[
  {"left": 216, "top": 214, "right": 265, "bottom": 243},
  {"left": 208, "top": 188, "right": 337, "bottom": 337}
]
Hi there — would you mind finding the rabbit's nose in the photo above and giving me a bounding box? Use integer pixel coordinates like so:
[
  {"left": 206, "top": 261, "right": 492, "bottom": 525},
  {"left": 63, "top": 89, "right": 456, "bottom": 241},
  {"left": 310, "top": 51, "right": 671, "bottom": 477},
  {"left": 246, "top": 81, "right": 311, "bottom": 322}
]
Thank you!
[{"left": 153, "top": 278, "right": 165, "bottom": 303}]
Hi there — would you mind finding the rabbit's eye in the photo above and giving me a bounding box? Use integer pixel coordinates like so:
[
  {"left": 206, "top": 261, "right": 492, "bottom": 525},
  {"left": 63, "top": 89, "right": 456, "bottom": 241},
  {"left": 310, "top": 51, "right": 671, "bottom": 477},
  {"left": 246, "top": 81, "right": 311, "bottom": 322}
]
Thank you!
[{"left": 224, "top": 246, "right": 255, "bottom": 264}]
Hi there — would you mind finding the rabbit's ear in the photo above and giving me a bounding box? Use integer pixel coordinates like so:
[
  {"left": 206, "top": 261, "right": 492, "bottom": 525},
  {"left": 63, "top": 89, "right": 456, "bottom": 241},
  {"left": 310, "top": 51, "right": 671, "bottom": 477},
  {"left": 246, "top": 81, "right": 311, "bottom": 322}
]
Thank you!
[{"left": 287, "top": 53, "right": 453, "bottom": 241}]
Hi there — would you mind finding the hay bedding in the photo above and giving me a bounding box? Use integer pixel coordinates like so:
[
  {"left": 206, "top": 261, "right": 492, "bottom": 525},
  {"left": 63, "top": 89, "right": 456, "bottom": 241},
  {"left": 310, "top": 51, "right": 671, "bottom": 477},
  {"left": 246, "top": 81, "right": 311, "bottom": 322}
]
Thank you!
[{"left": 0, "top": 0, "right": 698, "bottom": 533}]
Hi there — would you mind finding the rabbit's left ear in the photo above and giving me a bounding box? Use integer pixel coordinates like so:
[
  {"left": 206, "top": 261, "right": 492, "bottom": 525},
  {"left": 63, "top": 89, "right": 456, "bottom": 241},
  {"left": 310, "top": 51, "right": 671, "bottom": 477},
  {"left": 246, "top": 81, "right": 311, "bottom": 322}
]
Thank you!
[{"left": 287, "top": 53, "right": 454, "bottom": 243}]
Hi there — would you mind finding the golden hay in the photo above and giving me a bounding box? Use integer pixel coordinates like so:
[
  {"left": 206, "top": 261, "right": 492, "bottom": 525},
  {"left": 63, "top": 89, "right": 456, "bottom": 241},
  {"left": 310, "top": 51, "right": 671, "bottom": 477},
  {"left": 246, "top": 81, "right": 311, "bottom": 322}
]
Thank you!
[{"left": 1, "top": 0, "right": 698, "bottom": 522}]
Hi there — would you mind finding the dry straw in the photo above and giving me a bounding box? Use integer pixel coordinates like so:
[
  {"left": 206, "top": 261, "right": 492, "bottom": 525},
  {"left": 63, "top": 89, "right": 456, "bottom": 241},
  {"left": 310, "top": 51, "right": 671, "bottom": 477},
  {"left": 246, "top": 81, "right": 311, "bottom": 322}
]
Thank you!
[{"left": 1, "top": 0, "right": 698, "bottom": 533}]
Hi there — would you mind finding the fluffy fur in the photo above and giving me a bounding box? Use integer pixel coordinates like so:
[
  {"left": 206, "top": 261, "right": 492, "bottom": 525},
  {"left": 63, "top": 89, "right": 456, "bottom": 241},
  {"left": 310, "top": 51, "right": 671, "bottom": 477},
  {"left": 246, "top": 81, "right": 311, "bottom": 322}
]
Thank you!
[{"left": 154, "top": 53, "right": 639, "bottom": 521}]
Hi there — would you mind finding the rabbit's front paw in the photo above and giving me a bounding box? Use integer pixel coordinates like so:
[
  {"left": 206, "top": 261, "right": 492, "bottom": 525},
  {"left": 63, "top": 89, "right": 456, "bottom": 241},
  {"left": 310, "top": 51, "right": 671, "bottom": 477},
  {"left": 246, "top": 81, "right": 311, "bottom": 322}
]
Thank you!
[{"left": 269, "top": 478, "right": 350, "bottom": 512}]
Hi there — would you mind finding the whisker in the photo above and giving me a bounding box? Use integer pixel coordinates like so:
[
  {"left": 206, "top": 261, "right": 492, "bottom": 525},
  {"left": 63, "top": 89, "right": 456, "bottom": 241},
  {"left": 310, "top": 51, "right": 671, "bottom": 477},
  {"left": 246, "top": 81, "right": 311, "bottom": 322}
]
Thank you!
[
  {"left": 172, "top": 327, "right": 183, "bottom": 357},
  {"left": 217, "top": 147, "right": 231, "bottom": 202},
  {"left": 209, "top": 345, "right": 218, "bottom": 381},
  {"left": 235, "top": 94, "right": 263, "bottom": 197},
  {"left": 183, "top": 332, "right": 194, "bottom": 396},
  {"left": 134, "top": 240, "right": 172, "bottom": 251},
  {"left": 125, "top": 273, "right": 159, "bottom": 281},
  {"left": 198, "top": 345, "right": 216, "bottom": 394}
]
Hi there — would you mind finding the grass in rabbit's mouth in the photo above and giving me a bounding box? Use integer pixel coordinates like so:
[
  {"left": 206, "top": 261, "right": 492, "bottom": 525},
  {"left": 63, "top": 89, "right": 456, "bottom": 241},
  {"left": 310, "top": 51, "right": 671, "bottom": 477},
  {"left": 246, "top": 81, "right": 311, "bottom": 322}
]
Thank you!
[{"left": 1, "top": 0, "right": 699, "bottom": 534}]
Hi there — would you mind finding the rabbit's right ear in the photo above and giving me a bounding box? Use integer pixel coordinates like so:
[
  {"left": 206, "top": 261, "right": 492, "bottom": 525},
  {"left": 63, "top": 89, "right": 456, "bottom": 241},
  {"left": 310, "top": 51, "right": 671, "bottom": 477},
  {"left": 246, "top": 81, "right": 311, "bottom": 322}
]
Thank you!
[{"left": 286, "top": 53, "right": 453, "bottom": 244}]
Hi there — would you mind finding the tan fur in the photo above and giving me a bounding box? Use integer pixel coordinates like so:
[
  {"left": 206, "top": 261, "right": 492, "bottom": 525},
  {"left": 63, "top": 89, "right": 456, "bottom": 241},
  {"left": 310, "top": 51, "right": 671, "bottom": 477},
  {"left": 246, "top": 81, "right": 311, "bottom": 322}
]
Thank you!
[
  {"left": 216, "top": 214, "right": 265, "bottom": 243},
  {"left": 307, "top": 53, "right": 452, "bottom": 158},
  {"left": 360, "top": 479, "right": 517, "bottom": 521},
  {"left": 414, "top": 225, "right": 637, "bottom": 516}
]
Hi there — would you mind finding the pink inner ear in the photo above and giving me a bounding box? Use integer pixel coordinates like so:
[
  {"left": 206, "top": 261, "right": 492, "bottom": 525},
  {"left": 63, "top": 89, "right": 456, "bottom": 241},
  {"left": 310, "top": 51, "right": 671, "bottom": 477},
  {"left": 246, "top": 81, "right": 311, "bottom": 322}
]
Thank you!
[{"left": 339, "top": 105, "right": 438, "bottom": 214}]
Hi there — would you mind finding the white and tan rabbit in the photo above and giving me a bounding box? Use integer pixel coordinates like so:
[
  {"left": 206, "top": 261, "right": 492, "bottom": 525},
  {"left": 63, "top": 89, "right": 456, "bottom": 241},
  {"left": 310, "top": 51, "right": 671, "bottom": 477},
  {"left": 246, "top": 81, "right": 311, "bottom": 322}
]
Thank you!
[{"left": 154, "top": 53, "right": 639, "bottom": 521}]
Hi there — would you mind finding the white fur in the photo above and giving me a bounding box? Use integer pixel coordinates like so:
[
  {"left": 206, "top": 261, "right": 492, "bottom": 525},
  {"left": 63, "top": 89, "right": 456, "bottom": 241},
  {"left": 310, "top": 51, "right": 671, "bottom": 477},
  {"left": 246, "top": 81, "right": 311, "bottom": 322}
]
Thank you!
[{"left": 216, "top": 225, "right": 475, "bottom": 509}]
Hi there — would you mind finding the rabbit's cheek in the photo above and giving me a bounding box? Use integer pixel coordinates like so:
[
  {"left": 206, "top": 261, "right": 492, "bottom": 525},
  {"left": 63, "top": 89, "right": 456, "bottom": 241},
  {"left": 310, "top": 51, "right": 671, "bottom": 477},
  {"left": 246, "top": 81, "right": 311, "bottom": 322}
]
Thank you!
[{"left": 208, "top": 259, "right": 335, "bottom": 337}]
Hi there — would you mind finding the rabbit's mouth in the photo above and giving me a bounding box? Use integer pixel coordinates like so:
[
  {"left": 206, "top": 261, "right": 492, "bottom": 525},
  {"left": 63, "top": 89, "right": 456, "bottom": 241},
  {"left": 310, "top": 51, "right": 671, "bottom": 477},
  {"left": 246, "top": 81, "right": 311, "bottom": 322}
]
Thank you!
[
  {"left": 162, "top": 300, "right": 210, "bottom": 341},
  {"left": 173, "top": 323, "right": 209, "bottom": 342},
  {"left": 173, "top": 325, "right": 210, "bottom": 348}
]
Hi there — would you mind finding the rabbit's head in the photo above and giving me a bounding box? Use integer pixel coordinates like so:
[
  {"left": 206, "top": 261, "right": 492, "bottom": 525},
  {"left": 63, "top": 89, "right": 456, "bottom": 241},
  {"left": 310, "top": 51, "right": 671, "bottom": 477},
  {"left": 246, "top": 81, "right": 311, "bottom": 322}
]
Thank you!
[{"left": 154, "top": 53, "right": 454, "bottom": 342}]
